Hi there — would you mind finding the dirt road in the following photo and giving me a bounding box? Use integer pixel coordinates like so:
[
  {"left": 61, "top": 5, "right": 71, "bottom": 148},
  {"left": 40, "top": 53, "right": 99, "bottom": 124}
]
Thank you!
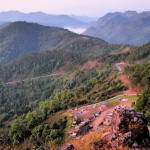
[
  {"left": 2, "top": 72, "right": 66, "bottom": 85},
  {"left": 116, "top": 63, "right": 138, "bottom": 95},
  {"left": 72, "top": 63, "right": 138, "bottom": 131}
]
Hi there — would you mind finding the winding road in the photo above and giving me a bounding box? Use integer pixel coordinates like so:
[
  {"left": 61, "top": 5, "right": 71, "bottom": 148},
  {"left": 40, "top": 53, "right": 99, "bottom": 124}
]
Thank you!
[
  {"left": 2, "top": 63, "right": 137, "bottom": 97},
  {"left": 2, "top": 63, "right": 125, "bottom": 85},
  {"left": 2, "top": 72, "right": 66, "bottom": 85},
  {"left": 77, "top": 63, "right": 137, "bottom": 109}
]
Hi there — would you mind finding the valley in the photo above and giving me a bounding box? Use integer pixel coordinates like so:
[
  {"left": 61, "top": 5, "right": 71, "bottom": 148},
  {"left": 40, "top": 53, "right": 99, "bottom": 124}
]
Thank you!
[
  {"left": 1, "top": 56, "right": 148, "bottom": 149},
  {"left": 0, "top": 13, "right": 150, "bottom": 150}
]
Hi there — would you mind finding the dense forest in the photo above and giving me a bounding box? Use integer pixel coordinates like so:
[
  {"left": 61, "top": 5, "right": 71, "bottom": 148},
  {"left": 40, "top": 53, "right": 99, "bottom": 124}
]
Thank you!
[
  {"left": 124, "top": 63, "right": 150, "bottom": 123},
  {"left": 124, "top": 63, "right": 150, "bottom": 89},
  {"left": 1, "top": 42, "right": 148, "bottom": 84},
  {"left": 0, "top": 20, "right": 150, "bottom": 150},
  {"left": 93, "top": 41, "right": 150, "bottom": 64},
  {"left": 0, "top": 50, "right": 131, "bottom": 83},
  {"left": 0, "top": 21, "right": 132, "bottom": 64},
  {"left": 0, "top": 50, "right": 85, "bottom": 82},
  {"left": 0, "top": 68, "right": 98, "bottom": 126},
  {"left": 0, "top": 64, "right": 126, "bottom": 149},
  {"left": 127, "top": 42, "right": 150, "bottom": 61}
]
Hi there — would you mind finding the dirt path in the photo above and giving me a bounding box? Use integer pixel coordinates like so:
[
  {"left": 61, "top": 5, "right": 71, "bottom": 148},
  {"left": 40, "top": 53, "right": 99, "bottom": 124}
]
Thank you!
[
  {"left": 68, "top": 63, "right": 139, "bottom": 145},
  {"left": 70, "top": 63, "right": 137, "bottom": 126},
  {"left": 122, "top": 75, "right": 138, "bottom": 95},
  {"left": 89, "top": 98, "right": 135, "bottom": 131},
  {"left": 71, "top": 95, "right": 136, "bottom": 133},
  {"left": 116, "top": 63, "right": 138, "bottom": 95},
  {"left": 76, "top": 63, "right": 139, "bottom": 131},
  {"left": 90, "top": 109, "right": 112, "bottom": 131},
  {"left": 115, "top": 63, "right": 127, "bottom": 72},
  {"left": 2, "top": 72, "right": 66, "bottom": 85}
]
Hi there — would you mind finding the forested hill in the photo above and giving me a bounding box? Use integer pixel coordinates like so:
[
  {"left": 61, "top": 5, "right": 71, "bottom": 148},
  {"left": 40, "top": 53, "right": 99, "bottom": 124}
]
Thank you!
[
  {"left": 0, "top": 50, "right": 86, "bottom": 82},
  {"left": 0, "top": 21, "right": 131, "bottom": 64},
  {"left": 84, "top": 11, "right": 150, "bottom": 46},
  {"left": 102, "top": 41, "right": 150, "bottom": 63},
  {"left": 1, "top": 37, "right": 149, "bottom": 83},
  {"left": 124, "top": 63, "right": 150, "bottom": 122},
  {"left": 127, "top": 42, "right": 150, "bottom": 62},
  {"left": 0, "top": 22, "right": 9, "bottom": 30}
]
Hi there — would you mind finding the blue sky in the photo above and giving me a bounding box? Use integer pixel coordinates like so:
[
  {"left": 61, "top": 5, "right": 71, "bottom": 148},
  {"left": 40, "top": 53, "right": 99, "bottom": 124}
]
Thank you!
[{"left": 0, "top": 0, "right": 149, "bottom": 17}]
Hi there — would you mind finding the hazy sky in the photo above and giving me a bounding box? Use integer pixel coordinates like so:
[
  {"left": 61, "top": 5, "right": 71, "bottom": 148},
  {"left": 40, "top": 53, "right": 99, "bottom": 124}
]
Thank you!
[{"left": 0, "top": 0, "right": 149, "bottom": 17}]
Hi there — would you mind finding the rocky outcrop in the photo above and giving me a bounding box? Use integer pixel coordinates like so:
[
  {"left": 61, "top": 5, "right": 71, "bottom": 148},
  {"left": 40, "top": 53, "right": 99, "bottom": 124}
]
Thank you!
[
  {"left": 58, "top": 143, "right": 75, "bottom": 150},
  {"left": 109, "top": 105, "right": 150, "bottom": 148},
  {"left": 59, "top": 105, "right": 150, "bottom": 150}
]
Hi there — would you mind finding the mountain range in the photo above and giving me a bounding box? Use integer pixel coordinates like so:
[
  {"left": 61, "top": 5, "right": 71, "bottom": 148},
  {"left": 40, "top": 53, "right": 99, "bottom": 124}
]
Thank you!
[
  {"left": 0, "top": 11, "right": 97, "bottom": 28},
  {"left": 84, "top": 11, "right": 150, "bottom": 46},
  {"left": 0, "top": 41, "right": 149, "bottom": 83},
  {"left": 0, "top": 13, "right": 150, "bottom": 150},
  {"left": 0, "top": 21, "right": 131, "bottom": 64}
]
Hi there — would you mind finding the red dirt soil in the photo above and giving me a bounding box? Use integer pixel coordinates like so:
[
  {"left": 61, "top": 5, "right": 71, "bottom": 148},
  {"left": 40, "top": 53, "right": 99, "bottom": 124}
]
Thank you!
[
  {"left": 82, "top": 60, "right": 102, "bottom": 69},
  {"left": 53, "top": 60, "right": 103, "bottom": 74},
  {"left": 71, "top": 98, "right": 135, "bottom": 133},
  {"left": 122, "top": 75, "right": 138, "bottom": 95},
  {"left": 118, "top": 63, "right": 138, "bottom": 95},
  {"left": 81, "top": 36, "right": 89, "bottom": 40},
  {"left": 90, "top": 108, "right": 113, "bottom": 131}
]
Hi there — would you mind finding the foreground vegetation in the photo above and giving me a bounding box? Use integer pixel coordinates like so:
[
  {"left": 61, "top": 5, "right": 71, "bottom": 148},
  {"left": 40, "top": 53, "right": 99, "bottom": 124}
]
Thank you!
[
  {"left": 0, "top": 21, "right": 150, "bottom": 149},
  {"left": 124, "top": 63, "right": 150, "bottom": 123},
  {"left": 0, "top": 64, "right": 127, "bottom": 149}
]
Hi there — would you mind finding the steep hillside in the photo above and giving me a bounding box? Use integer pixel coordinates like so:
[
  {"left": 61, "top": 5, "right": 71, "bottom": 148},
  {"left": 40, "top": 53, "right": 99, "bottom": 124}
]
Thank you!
[
  {"left": 0, "top": 22, "right": 10, "bottom": 30},
  {"left": 0, "top": 63, "right": 127, "bottom": 148},
  {"left": 84, "top": 11, "right": 150, "bottom": 46},
  {"left": 98, "top": 41, "right": 150, "bottom": 63},
  {"left": 0, "top": 21, "right": 131, "bottom": 64},
  {"left": 127, "top": 42, "right": 150, "bottom": 62},
  {"left": 0, "top": 49, "right": 125, "bottom": 128},
  {"left": 124, "top": 63, "right": 150, "bottom": 123},
  {"left": 0, "top": 50, "right": 85, "bottom": 82},
  {"left": 0, "top": 40, "right": 149, "bottom": 150},
  {"left": 124, "top": 63, "right": 150, "bottom": 90}
]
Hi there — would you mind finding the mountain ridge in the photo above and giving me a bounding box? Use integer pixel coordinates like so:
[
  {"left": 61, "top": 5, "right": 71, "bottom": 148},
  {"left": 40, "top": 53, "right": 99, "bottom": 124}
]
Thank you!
[
  {"left": 84, "top": 11, "right": 150, "bottom": 46},
  {"left": 0, "top": 10, "right": 95, "bottom": 28},
  {"left": 0, "top": 21, "right": 131, "bottom": 64}
]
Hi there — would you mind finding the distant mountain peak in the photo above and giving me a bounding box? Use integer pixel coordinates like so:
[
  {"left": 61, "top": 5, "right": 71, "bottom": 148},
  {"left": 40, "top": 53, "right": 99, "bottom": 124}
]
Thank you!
[
  {"left": 84, "top": 11, "right": 150, "bottom": 46},
  {"left": 124, "top": 10, "right": 137, "bottom": 13}
]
